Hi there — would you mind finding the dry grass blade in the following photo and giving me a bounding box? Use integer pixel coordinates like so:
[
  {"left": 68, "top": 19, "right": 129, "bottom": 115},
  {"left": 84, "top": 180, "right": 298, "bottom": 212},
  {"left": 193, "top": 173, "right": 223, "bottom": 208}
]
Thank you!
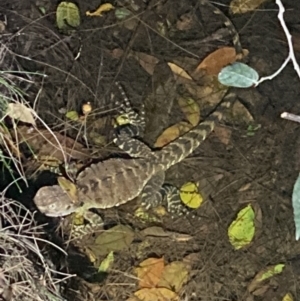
[{"left": 0, "top": 194, "right": 72, "bottom": 301}]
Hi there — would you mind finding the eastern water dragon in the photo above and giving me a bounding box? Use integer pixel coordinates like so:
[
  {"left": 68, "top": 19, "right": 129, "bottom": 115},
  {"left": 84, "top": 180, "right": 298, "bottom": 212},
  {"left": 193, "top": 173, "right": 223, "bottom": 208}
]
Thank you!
[
  {"left": 33, "top": 1, "right": 242, "bottom": 233},
  {"left": 33, "top": 88, "right": 236, "bottom": 222}
]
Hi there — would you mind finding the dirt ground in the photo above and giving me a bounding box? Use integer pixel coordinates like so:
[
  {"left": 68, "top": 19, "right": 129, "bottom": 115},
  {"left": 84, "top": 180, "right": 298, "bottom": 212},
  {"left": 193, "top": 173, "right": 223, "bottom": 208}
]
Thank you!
[{"left": 1, "top": 0, "right": 300, "bottom": 300}]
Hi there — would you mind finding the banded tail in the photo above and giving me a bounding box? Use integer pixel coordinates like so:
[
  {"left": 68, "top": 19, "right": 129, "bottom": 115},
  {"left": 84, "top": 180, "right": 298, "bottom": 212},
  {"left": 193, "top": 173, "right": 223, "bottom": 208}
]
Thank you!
[{"left": 156, "top": 92, "right": 236, "bottom": 170}]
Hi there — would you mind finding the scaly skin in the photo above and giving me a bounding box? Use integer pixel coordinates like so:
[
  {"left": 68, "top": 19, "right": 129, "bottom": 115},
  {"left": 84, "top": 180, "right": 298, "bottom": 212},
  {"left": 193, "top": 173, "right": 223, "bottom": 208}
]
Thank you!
[{"left": 34, "top": 92, "right": 235, "bottom": 218}]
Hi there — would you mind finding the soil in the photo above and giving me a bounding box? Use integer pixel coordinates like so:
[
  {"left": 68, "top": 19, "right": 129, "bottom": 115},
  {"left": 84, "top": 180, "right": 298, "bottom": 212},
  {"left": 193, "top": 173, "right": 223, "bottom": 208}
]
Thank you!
[{"left": 1, "top": 0, "right": 300, "bottom": 300}]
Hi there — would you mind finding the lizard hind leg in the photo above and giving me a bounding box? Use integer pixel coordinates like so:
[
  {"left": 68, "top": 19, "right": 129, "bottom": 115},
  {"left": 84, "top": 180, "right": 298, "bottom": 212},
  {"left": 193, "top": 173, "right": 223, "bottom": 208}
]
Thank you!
[
  {"left": 140, "top": 172, "right": 199, "bottom": 220},
  {"left": 141, "top": 171, "right": 165, "bottom": 210},
  {"left": 160, "top": 184, "right": 199, "bottom": 219}
]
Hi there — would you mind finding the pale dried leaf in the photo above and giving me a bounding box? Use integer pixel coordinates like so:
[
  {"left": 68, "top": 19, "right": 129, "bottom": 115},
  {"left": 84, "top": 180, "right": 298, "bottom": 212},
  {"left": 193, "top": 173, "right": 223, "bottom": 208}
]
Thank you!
[
  {"left": 238, "top": 183, "right": 252, "bottom": 192},
  {"left": 130, "top": 52, "right": 159, "bottom": 75},
  {"left": 157, "top": 261, "right": 190, "bottom": 293},
  {"left": 214, "top": 126, "right": 232, "bottom": 145},
  {"left": 167, "top": 62, "right": 192, "bottom": 80},
  {"left": 135, "top": 257, "right": 165, "bottom": 288},
  {"left": 6, "top": 103, "right": 36, "bottom": 126},
  {"left": 176, "top": 13, "right": 194, "bottom": 31},
  {"left": 0, "top": 126, "right": 21, "bottom": 158},
  {"left": 133, "top": 288, "right": 178, "bottom": 301}
]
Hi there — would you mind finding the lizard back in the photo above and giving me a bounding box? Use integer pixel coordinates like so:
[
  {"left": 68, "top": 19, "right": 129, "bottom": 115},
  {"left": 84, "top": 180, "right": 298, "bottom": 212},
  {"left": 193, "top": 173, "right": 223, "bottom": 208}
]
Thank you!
[{"left": 76, "top": 157, "right": 157, "bottom": 210}]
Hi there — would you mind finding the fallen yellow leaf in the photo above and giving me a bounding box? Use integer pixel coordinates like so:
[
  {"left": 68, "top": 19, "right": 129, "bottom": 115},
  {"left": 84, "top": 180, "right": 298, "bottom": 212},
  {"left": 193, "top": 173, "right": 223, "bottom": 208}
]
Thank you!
[
  {"left": 98, "top": 251, "right": 114, "bottom": 272},
  {"left": 179, "top": 182, "right": 203, "bottom": 209},
  {"left": 154, "top": 121, "right": 193, "bottom": 148},
  {"left": 157, "top": 261, "right": 190, "bottom": 293},
  {"left": 133, "top": 287, "right": 178, "bottom": 301},
  {"left": 86, "top": 3, "right": 115, "bottom": 17},
  {"left": 177, "top": 97, "right": 200, "bottom": 126},
  {"left": 56, "top": 2, "right": 80, "bottom": 30},
  {"left": 282, "top": 293, "right": 294, "bottom": 301},
  {"left": 228, "top": 204, "right": 255, "bottom": 250}
]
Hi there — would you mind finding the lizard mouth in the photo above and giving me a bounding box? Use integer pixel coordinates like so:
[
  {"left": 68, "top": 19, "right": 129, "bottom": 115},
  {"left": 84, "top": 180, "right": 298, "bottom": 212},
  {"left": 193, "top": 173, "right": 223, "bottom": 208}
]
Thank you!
[{"left": 41, "top": 204, "right": 78, "bottom": 217}]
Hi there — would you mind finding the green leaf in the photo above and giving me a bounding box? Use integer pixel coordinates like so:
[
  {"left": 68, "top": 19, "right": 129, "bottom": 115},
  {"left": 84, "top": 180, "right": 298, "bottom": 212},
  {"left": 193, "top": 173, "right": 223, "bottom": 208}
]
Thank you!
[
  {"left": 228, "top": 204, "right": 255, "bottom": 249},
  {"left": 90, "top": 224, "right": 134, "bottom": 256},
  {"left": 256, "top": 264, "right": 285, "bottom": 282},
  {"left": 292, "top": 173, "right": 300, "bottom": 240},
  {"left": 114, "top": 8, "right": 132, "bottom": 20},
  {"left": 56, "top": 2, "right": 80, "bottom": 31},
  {"left": 218, "top": 62, "right": 259, "bottom": 88},
  {"left": 98, "top": 251, "right": 114, "bottom": 272},
  {"left": 65, "top": 110, "right": 79, "bottom": 121}
]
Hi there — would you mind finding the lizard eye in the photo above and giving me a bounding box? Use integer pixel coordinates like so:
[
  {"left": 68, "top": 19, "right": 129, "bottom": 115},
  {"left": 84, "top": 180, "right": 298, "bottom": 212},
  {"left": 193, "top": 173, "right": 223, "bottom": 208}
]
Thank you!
[{"left": 49, "top": 203, "right": 57, "bottom": 210}]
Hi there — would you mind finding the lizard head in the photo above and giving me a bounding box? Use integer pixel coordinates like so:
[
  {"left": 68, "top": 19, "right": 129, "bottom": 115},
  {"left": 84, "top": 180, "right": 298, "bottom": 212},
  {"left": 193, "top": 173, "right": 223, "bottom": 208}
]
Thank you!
[{"left": 34, "top": 185, "right": 80, "bottom": 217}]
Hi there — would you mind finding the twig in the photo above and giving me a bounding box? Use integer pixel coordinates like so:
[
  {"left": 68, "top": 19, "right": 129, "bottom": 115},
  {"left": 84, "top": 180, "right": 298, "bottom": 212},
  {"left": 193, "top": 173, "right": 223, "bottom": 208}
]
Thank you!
[{"left": 256, "top": 0, "right": 300, "bottom": 86}]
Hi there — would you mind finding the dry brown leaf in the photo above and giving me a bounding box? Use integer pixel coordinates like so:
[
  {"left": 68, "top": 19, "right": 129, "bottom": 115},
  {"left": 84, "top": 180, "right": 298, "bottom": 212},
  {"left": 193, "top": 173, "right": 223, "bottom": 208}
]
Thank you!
[
  {"left": 0, "top": 126, "right": 22, "bottom": 158},
  {"left": 230, "top": 0, "right": 270, "bottom": 14},
  {"left": 167, "top": 62, "right": 192, "bottom": 80},
  {"left": 15, "top": 126, "right": 90, "bottom": 161},
  {"left": 135, "top": 257, "right": 165, "bottom": 289},
  {"left": 195, "top": 47, "right": 239, "bottom": 76},
  {"left": 154, "top": 121, "right": 193, "bottom": 148},
  {"left": 182, "top": 253, "right": 200, "bottom": 269},
  {"left": 130, "top": 52, "right": 159, "bottom": 75},
  {"left": 231, "top": 101, "right": 254, "bottom": 123},
  {"left": 248, "top": 264, "right": 285, "bottom": 293},
  {"left": 176, "top": 13, "right": 194, "bottom": 31},
  {"left": 6, "top": 103, "right": 36, "bottom": 126},
  {"left": 157, "top": 261, "right": 190, "bottom": 293},
  {"left": 86, "top": 3, "right": 114, "bottom": 16},
  {"left": 184, "top": 75, "right": 228, "bottom": 107},
  {"left": 111, "top": 48, "right": 124, "bottom": 59},
  {"left": 140, "top": 227, "right": 193, "bottom": 242},
  {"left": 238, "top": 183, "right": 252, "bottom": 192},
  {"left": 133, "top": 288, "right": 178, "bottom": 301},
  {"left": 178, "top": 97, "right": 200, "bottom": 126},
  {"left": 214, "top": 126, "right": 232, "bottom": 145}
]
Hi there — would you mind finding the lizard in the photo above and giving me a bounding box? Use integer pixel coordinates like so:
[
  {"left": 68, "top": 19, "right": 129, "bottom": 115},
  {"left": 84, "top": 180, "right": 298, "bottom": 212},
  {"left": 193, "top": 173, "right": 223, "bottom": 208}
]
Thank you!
[
  {"left": 33, "top": 1, "right": 242, "bottom": 230},
  {"left": 33, "top": 86, "right": 236, "bottom": 222}
]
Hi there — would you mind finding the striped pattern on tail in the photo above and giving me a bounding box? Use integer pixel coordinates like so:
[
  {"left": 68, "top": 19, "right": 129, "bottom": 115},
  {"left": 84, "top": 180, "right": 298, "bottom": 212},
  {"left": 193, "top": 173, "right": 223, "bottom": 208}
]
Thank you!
[{"left": 156, "top": 92, "right": 236, "bottom": 170}]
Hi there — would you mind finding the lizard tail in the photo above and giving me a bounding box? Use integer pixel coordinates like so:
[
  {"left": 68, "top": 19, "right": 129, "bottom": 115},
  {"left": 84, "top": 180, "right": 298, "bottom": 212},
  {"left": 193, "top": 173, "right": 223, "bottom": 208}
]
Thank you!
[{"left": 155, "top": 92, "right": 236, "bottom": 170}]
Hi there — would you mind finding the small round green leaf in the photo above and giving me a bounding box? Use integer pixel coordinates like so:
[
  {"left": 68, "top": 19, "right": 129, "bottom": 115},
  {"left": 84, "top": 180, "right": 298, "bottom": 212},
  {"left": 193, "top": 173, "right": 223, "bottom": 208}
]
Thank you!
[
  {"left": 114, "top": 8, "right": 132, "bottom": 20},
  {"left": 218, "top": 62, "right": 259, "bottom": 88},
  {"left": 56, "top": 2, "right": 80, "bottom": 31},
  {"left": 65, "top": 110, "right": 79, "bottom": 121}
]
